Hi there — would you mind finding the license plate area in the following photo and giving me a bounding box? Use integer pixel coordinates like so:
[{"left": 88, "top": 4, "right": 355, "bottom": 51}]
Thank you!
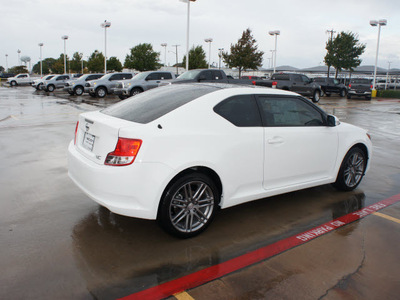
[{"left": 82, "top": 132, "right": 95, "bottom": 151}]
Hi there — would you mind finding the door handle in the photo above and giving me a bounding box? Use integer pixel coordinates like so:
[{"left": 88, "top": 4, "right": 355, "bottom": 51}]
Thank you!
[{"left": 267, "top": 137, "right": 284, "bottom": 144}]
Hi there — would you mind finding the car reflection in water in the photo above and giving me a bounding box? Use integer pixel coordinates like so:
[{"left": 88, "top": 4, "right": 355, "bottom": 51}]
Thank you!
[{"left": 71, "top": 191, "right": 366, "bottom": 298}]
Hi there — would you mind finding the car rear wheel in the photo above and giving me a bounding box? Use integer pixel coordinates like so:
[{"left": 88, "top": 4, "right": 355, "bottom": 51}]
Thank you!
[
  {"left": 130, "top": 87, "right": 143, "bottom": 97},
  {"left": 96, "top": 87, "right": 107, "bottom": 98},
  {"left": 312, "top": 90, "right": 320, "bottom": 103},
  {"left": 158, "top": 173, "right": 219, "bottom": 238},
  {"left": 47, "top": 84, "right": 55, "bottom": 92},
  {"left": 340, "top": 89, "right": 346, "bottom": 97},
  {"left": 365, "top": 95, "right": 371, "bottom": 100},
  {"left": 89, "top": 92, "right": 96, "bottom": 97},
  {"left": 118, "top": 95, "right": 127, "bottom": 100},
  {"left": 74, "top": 86, "right": 84, "bottom": 96},
  {"left": 68, "top": 91, "right": 74, "bottom": 95},
  {"left": 333, "top": 147, "right": 366, "bottom": 191},
  {"left": 35, "top": 83, "right": 42, "bottom": 90},
  {"left": 347, "top": 94, "right": 352, "bottom": 99}
]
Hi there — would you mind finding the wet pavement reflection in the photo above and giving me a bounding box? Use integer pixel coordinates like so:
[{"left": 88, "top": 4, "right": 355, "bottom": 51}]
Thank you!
[{"left": 0, "top": 86, "right": 399, "bottom": 299}]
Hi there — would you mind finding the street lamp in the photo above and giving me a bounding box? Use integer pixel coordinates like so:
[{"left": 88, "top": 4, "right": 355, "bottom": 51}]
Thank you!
[
  {"left": 5, "top": 54, "right": 8, "bottom": 72},
  {"left": 161, "top": 43, "right": 168, "bottom": 69},
  {"left": 17, "top": 49, "right": 21, "bottom": 66},
  {"left": 180, "top": 0, "right": 196, "bottom": 71},
  {"left": 171, "top": 45, "right": 180, "bottom": 75},
  {"left": 204, "top": 38, "right": 213, "bottom": 69},
  {"left": 218, "top": 48, "right": 224, "bottom": 69},
  {"left": 101, "top": 20, "right": 111, "bottom": 74},
  {"left": 38, "top": 43, "right": 44, "bottom": 78},
  {"left": 370, "top": 19, "right": 387, "bottom": 95},
  {"left": 80, "top": 53, "right": 84, "bottom": 74},
  {"left": 268, "top": 30, "right": 280, "bottom": 73},
  {"left": 61, "top": 35, "right": 68, "bottom": 74}
]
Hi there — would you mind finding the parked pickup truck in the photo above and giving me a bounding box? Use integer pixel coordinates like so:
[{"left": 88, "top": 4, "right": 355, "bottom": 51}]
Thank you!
[
  {"left": 32, "top": 75, "right": 55, "bottom": 90},
  {"left": 256, "top": 73, "right": 322, "bottom": 102},
  {"left": 161, "top": 69, "right": 258, "bottom": 87},
  {"left": 85, "top": 72, "right": 135, "bottom": 98},
  {"left": 7, "top": 73, "right": 32, "bottom": 86},
  {"left": 313, "top": 77, "right": 347, "bottom": 97},
  {"left": 347, "top": 79, "right": 372, "bottom": 100},
  {"left": 64, "top": 73, "right": 103, "bottom": 96},
  {"left": 114, "top": 71, "right": 176, "bottom": 100}
]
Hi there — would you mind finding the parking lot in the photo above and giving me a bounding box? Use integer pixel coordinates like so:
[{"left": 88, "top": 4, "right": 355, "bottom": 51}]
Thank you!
[{"left": 1, "top": 86, "right": 400, "bottom": 300}]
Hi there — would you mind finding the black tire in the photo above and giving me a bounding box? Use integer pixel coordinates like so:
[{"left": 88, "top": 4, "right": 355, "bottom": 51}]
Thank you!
[
  {"left": 339, "top": 89, "right": 346, "bottom": 97},
  {"left": 74, "top": 86, "right": 84, "bottom": 96},
  {"left": 347, "top": 94, "right": 352, "bottom": 99},
  {"left": 89, "top": 92, "right": 96, "bottom": 98},
  {"left": 47, "top": 84, "right": 55, "bottom": 92},
  {"left": 158, "top": 172, "right": 219, "bottom": 238},
  {"left": 365, "top": 95, "right": 371, "bottom": 100},
  {"left": 326, "top": 93, "right": 331, "bottom": 97},
  {"left": 68, "top": 91, "right": 74, "bottom": 95},
  {"left": 312, "top": 90, "right": 320, "bottom": 103},
  {"left": 118, "top": 95, "right": 127, "bottom": 100},
  {"left": 333, "top": 147, "right": 367, "bottom": 191},
  {"left": 10, "top": 81, "right": 17, "bottom": 87},
  {"left": 130, "top": 87, "right": 143, "bottom": 97},
  {"left": 96, "top": 87, "right": 107, "bottom": 98},
  {"left": 35, "top": 83, "right": 42, "bottom": 90},
  {"left": 320, "top": 89, "right": 325, "bottom": 97}
]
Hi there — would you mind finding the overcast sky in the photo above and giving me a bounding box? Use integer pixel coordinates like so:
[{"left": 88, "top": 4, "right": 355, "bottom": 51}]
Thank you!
[{"left": 1, "top": 0, "right": 399, "bottom": 71}]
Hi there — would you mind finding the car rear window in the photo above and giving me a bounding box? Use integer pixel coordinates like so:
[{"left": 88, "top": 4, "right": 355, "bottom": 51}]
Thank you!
[
  {"left": 101, "top": 84, "right": 219, "bottom": 124},
  {"left": 351, "top": 79, "right": 371, "bottom": 84}
]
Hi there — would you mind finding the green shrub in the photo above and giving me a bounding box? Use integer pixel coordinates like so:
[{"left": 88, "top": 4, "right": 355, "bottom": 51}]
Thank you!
[{"left": 377, "top": 90, "right": 400, "bottom": 98}]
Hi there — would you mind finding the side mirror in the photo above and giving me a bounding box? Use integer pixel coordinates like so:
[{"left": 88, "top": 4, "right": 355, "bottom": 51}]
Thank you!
[{"left": 327, "top": 115, "right": 339, "bottom": 127}]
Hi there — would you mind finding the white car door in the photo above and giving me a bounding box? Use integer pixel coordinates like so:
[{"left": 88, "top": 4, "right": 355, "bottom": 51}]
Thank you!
[{"left": 256, "top": 95, "right": 339, "bottom": 190}]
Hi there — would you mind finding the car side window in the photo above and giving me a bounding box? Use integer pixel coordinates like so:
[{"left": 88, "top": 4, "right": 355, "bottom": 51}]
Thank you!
[
  {"left": 257, "top": 96, "right": 325, "bottom": 127},
  {"left": 56, "top": 76, "right": 63, "bottom": 81},
  {"left": 212, "top": 71, "right": 223, "bottom": 80},
  {"left": 301, "top": 75, "right": 310, "bottom": 83},
  {"left": 123, "top": 74, "right": 133, "bottom": 80},
  {"left": 214, "top": 95, "right": 262, "bottom": 127},
  {"left": 201, "top": 71, "right": 213, "bottom": 80},
  {"left": 160, "top": 73, "right": 172, "bottom": 80}
]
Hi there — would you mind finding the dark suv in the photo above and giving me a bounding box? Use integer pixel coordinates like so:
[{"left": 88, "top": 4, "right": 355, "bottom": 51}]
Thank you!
[
  {"left": 314, "top": 77, "right": 347, "bottom": 97},
  {"left": 347, "top": 79, "right": 372, "bottom": 100}
]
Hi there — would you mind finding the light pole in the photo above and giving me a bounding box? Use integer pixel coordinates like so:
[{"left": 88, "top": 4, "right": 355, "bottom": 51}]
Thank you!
[
  {"left": 161, "top": 43, "right": 168, "bottom": 69},
  {"left": 370, "top": 19, "right": 387, "bottom": 95},
  {"left": 5, "top": 54, "right": 8, "bottom": 72},
  {"left": 101, "top": 20, "right": 111, "bottom": 74},
  {"left": 268, "top": 30, "right": 280, "bottom": 73},
  {"left": 171, "top": 45, "right": 180, "bottom": 75},
  {"left": 326, "top": 29, "right": 336, "bottom": 78},
  {"left": 38, "top": 43, "right": 44, "bottom": 78},
  {"left": 180, "top": 0, "right": 196, "bottom": 71},
  {"left": 204, "top": 38, "right": 213, "bottom": 69},
  {"left": 61, "top": 35, "right": 68, "bottom": 74},
  {"left": 80, "top": 53, "right": 84, "bottom": 74},
  {"left": 218, "top": 48, "right": 224, "bottom": 69},
  {"left": 385, "top": 61, "right": 391, "bottom": 90},
  {"left": 17, "top": 49, "right": 21, "bottom": 66}
]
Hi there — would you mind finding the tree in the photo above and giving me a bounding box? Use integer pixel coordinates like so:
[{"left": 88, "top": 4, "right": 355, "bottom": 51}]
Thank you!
[
  {"left": 182, "top": 46, "right": 208, "bottom": 70},
  {"left": 324, "top": 31, "right": 366, "bottom": 78},
  {"left": 32, "top": 58, "right": 57, "bottom": 74},
  {"left": 0, "top": 66, "right": 4, "bottom": 73},
  {"left": 107, "top": 56, "right": 123, "bottom": 72},
  {"left": 87, "top": 50, "right": 105, "bottom": 73},
  {"left": 124, "top": 43, "right": 160, "bottom": 71},
  {"left": 8, "top": 66, "right": 29, "bottom": 74},
  {"left": 70, "top": 52, "right": 83, "bottom": 73},
  {"left": 222, "top": 28, "right": 264, "bottom": 78},
  {"left": 50, "top": 54, "right": 69, "bottom": 74}
]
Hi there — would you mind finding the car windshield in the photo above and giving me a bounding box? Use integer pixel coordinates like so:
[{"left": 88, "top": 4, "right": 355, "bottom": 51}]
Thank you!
[
  {"left": 101, "top": 84, "right": 219, "bottom": 124},
  {"left": 99, "top": 73, "right": 113, "bottom": 80},
  {"left": 45, "top": 75, "right": 54, "bottom": 80},
  {"left": 131, "top": 72, "right": 149, "bottom": 81},
  {"left": 176, "top": 70, "right": 203, "bottom": 80}
]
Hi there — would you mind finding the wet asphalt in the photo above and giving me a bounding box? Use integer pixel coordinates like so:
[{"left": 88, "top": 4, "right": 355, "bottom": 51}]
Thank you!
[{"left": 0, "top": 86, "right": 399, "bottom": 299}]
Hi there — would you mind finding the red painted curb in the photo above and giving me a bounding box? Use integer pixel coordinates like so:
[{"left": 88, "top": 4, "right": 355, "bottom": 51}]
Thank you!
[{"left": 119, "top": 193, "right": 400, "bottom": 300}]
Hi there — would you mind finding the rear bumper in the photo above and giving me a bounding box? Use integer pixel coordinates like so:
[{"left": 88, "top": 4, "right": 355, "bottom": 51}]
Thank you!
[
  {"left": 348, "top": 90, "right": 371, "bottom": 96},
  {"left": 68, "top": 141, "right": 174, "bottom": 220}
]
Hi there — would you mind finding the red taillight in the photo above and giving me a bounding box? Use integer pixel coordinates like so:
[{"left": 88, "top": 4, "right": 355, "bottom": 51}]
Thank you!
[
  {"left": 74, "top": 121, "right": 79, "bottom": 145},
  {"left": 349, "top": 84, "right": 352, "bottom": 88},
  {"left": 105, "top": 138, "right": 142, "bottom": 166},
  {"left": 252, "top": 80, "right": 256, "bottom": 85},
  {"left": 370, "top": 85, "right": 373, "bottom": 89},
  {"left": 367, "top": 133, "right": 372, "bottom": 140}
]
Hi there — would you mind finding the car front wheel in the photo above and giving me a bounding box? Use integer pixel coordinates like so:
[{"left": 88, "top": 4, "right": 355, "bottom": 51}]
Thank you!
[
  {"left": 312, "top": 90, "right": 320, "bottom": 103},
  {"left": 74, "top": 86, "right": 84, "bottom": 96},
  {"left": 47, "top": 85, "right": 55, "bottom": 92},
  {"left": 96, "top": 87, "right": 107, "bottom": 98},
  {"left": 130, "top": 87, "right": 143, "bottom": 97},
  {"left": 158, "top": 172, "right": 219, "bottom": 238},
  {"left": 333, "top": 147, "right": 366, "bottom": 191}
]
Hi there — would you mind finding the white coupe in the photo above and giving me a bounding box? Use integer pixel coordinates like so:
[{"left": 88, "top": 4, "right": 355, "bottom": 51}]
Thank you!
[{"left": 68, "top": 83, "right": 372, "bottom": 238}]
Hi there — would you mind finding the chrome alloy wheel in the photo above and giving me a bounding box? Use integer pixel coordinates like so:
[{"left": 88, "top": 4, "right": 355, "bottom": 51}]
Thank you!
[
  {"left": 343, "top": 152, "right": 365, "bottom": 188},
  {"left": 169, "top": 181, "right": 215, "bottom": 233}
]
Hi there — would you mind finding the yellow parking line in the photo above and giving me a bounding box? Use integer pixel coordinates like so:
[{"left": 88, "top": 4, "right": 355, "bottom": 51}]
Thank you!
[
  {"left": 373, "top": 212, "right": 400, "bottom": 224},
  {"left": 174, "top": 291, "right": 195, "bottom": 300}
]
